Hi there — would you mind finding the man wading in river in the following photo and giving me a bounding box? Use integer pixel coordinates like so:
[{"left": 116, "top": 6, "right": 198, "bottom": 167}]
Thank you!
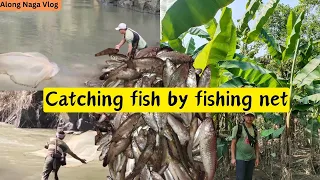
[
  {"left": 41, "top": 130, "right": 87, "bottom": 180},
  {"left": 231, "top": 112, "right": 260, "bottom": 180},
  {"left": 114, "top": 23, "right": 147, "bottom": 59}
]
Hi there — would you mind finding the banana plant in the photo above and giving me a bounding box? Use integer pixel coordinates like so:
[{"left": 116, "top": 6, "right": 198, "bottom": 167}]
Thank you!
[{"left": 161, "top": 0, "right": 235, "bottom": 52}]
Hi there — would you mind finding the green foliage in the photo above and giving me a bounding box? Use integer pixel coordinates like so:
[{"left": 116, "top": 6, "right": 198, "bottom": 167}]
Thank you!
[
  {"left": 259, "top": 28, "right": 282, "bottom": 60},
  {"left": 282, "top": 10, "right": 306, "bottom": 61},
  {"left": 293, "top": 56, "right": 320, "bottom": 88},
  {"left": 263, "top": 113, "right": 283, "bottom": 125},
  {"left": 245, "top": 0, "right": 280, "bottom": 44},
  {"left": 185, "top": 37, "right": 196, "bottom": 55},
  {"left": 238, "top": 0, "right": 263, "bottom": 35},
  {"left": 161, "top": 0, "right": 235, "bottom": 51},
  {"left": 261, "top": 126, "right": 285, "bottom": 140},
  {"left": 193, "top": 7, "right": 237, "bottom": 71},
  {"left": 218, "top": 60, "right": 287, "bottom": 87}
]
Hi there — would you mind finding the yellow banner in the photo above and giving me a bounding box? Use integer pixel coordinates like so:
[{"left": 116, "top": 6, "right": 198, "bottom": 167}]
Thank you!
[{"left": 43, "top": 87, "right": 291, "bottom": 113}]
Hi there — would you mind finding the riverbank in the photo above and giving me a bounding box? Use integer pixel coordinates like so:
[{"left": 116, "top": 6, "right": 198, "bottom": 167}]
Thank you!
[{"left": 97, "top": 0, "right": 160, "bottom": 15}]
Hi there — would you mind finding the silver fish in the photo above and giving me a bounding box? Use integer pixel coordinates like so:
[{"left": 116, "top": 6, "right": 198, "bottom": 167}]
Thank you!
[
  {"left": 156, "top": 51, "right": 194, "bottom": 64},
  {"left": 104, "top": 59, "right": 126, "bottom": 67},
  {"left": 132, "top": 57, "right": 165, "bottom": 75},
  {"left": 102, "top": 63, "right": 126, "bottom": 73},
  {"left": 109, "top": 54, "right": 128, "bottom": 61},
  {"left": 140, "top": 165, "right": 152, "bottom": 180},
  {"left": 125, "top": 129, "right": 156, "bottom": 180},
  {"left": 103, "top": 68, "right": 142, "bottom": 87},
  {"left": 153, "top": 113, "right": 168, "bottom": 135},
  {"left": 95, "top": 48, "right": 119, "bottom": 56},
  {"left": 151, "top": 171, "right": 165, "bottom": 180},
  {"left": 186, "top": 66, "right": 197, "bottom": 88},
  {"left": 164, "top": 169, "right": 175, "bottom": 180},
  {"left": 135, "top": 46, "right": 160, "bottom": 58},
  {"left": 131, "top": 139, "right": 141, "bottom": 161},
  {"left": 187, "top": 117, "right": 199, "bottom": 164},
  {"left": 125, "top": 158, "right": 135, "bottom": 177},
  {"left": 163, "top": 59, "right": 176, "bottom": 87},
  {"left": 99, "top": 142, "right": 110, "bottom": 161},
  {"left": 142, "top": 112, "right": 159, "bottom": 133},
  {"left": 168, "top": 160, "right": 192, "bottom": 180},
  {"left": 112, "top": 113, "right": 144, "bottom": 142},
  {"left": 199, "top": 118, "right": 217, "bottom": 180},
  {"left": 198, "top": 65, "right": 211, "bottom": 87},
  {"left": 168, "top": 63, "right": 190, "bottom": 87},
  {"left": 103, "top": 137, "right": 131, "bottom": 167},
  {"left": 167, "top": 114, "right": 190, "bottom": 145},
  {"left": 96, "top": 133, "right": 113, "bottom": 146}
]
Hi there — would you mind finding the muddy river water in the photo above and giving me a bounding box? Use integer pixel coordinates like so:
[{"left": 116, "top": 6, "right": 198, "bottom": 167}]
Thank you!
[
  {"left": 0, "top": 123, "right": 109, "bottom": 180},
  {"left": 0, "top": 0, "right": 160, "bottom": 90}
]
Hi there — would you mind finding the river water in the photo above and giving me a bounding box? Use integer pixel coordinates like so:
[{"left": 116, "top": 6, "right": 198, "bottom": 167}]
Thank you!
[
  {"left": 0, "top": 122, "right": 109, "bottom": 180},
  {"left": 0, "top": 0, "right": 160, "bottom": 90}
]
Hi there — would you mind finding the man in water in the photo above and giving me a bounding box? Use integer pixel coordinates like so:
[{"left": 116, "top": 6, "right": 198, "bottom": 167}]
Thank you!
[
  {"left": 114, "top": 23, "right": 148, "bottom": 58},
  {"left": 42, "top": 130, "right": 87, "bottom": 180},
  {"left": 230, "top": 112, "right": 260, "bottom": 180}
]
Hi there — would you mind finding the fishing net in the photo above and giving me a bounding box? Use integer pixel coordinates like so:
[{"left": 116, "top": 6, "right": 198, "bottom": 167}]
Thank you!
[
  {"left": 26, "top": 130, "right": 100, "bottom": 167},
  {"left": 0, "top": 91, "right": 34, "bottom": 126},
  {"left": 0, "top": 52, "right": 60, "bottom": 88}
]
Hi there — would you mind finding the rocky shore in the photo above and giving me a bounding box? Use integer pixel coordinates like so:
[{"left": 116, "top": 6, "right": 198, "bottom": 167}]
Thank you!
[
  {"left": 97, "top": 0, "right": 160, "bottom": 15},
  {"left": 0, "top": 91, "right": 113, "bottom": 133}
]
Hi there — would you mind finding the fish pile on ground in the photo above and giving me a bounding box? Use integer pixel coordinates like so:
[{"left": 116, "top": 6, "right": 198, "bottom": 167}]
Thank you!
[{"left": 91, "top": 47, "right": 217, "bottom": 180}]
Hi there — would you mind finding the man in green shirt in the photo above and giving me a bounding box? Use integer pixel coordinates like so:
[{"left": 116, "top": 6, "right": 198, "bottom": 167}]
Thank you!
[
  {"left": 114, "top": 23, "right": 148, "bottom": 58},
  {"left": 231, "top": 112, "right": 260, "bottom": 180}
]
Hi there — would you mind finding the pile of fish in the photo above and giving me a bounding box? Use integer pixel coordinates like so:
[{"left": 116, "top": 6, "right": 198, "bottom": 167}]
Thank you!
[{"left": 92, "top": 47, "right": 218, "bottom": 180}]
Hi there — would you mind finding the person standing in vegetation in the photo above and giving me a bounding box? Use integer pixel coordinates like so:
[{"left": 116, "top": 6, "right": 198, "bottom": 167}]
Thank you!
[
  {"left": 231, "top": 112, "right": 260, "bottom": 180},
  {"left": 114, "top": 23, "right": 148, "bottom": 58},
  {"left": 41, "top": 130, "right": 87, "bottom": 180}
]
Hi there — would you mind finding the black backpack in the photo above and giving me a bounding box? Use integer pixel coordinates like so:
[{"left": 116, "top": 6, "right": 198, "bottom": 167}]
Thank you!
[{"left": 236, "top": 122, "right": 258, "bottom": 147}]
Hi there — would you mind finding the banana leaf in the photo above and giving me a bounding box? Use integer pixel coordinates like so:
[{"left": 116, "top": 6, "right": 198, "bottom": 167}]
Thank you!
[
  {"left": 205, "top": 19, "right": 217, "bottom": 39},
  {"left": 219, "top": 77, "right": 253, "bottom": 87},
  {"left": 238, "top": 0, "right": 262, "bottom": 35},
  {"left": 293, "top": 56, "right": 320, "bottom": 88},
  {"left": 218, "top": 60, "right": 287, "bottom": 87},
  {"left": 282, "top": 10, "right": 306, "bottom": 61},
  {"left": 193, "top": 7, "right": 237, "bottom": 71},
  {"left": 186, "top": 37, "right": 196, "bottom": 55},
  {"left": 259, "top": 28, "right": 282, "bottom": 60},
  {"left": 298, "top": 39, "right": 314, "bottom": 68},
  {"left": 209, "top": 64, "right": 230, "bottom": 87},
  {"left": 192, "top": 44, "right": 207, "bottom": 59},
  {"left": 161, "top": 0, "right": 235, "bottom": 44},
  {"left": 294, "top": 93, "right": 320, "bottom": 104},
  {"left": 305, "top": 81, "right": 320, "bottom": 95},
  {"left": 286, "top": 11, "right": 297, "bottom": 38},
  {"left": 245, "top": 0, "right": 280, "bottom": 44},
  {"left": 187, "top": 27, "right": 211, "bottom": 40}
]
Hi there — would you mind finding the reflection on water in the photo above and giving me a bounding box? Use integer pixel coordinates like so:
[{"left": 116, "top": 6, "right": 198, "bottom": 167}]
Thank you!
[
  {"left": 0, "top": 0, "right": 160, "bottom": 90},
  {"left": 0, "top": 123, "right": 107, "bottom": 180}
]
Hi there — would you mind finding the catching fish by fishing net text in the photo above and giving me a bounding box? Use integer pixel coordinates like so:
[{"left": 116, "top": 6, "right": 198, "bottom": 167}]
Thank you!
[{"left": 43, "top": 88, "right": 290, "bottom": 113}]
